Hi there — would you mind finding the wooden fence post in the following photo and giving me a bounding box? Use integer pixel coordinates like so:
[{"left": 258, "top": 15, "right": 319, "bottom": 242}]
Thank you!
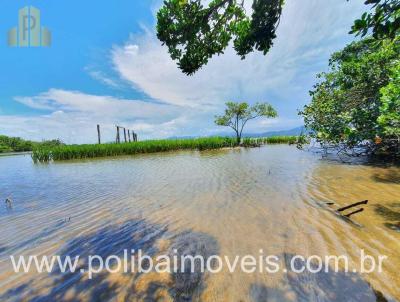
[
  {"left": 116, "top": 126, "right": 120, "bottom": 143},
  {"left": 97, "top": 124, "right": 101, "bottom": 144}
]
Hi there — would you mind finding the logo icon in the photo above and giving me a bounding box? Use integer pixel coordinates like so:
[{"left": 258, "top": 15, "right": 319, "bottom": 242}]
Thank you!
[{"left": 8, "top": 6, "right": 51, "bottom": 47}]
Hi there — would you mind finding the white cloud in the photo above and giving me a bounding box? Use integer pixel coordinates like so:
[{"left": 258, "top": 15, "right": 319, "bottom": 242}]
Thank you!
[
  {"left": 14, "top": 89, "right": 179, "bottom": 120},
  {"left": 2, "top": 89, "right": 183, "bottom": 144},
  {"left": 2, "top": 0, "right": 367, "bottom": 143},
  {"left": 112, "top": 0, "right": 365, "bottom": 112},
  {"left": 85, "top": 68, "right": 122, "bottom": 89}
]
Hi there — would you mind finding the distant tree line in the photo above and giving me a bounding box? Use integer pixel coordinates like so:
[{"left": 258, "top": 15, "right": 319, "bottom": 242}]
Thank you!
[{"left": 0, "top": 135, "right": 64, "bottom": 153}]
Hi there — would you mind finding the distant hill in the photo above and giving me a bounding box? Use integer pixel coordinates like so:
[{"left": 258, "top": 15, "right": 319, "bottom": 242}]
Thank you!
[
  {"left": 242, "top": 126, "right": 307, "bottom": 138},
  {"left": 167, "top": 135, "right": 196, "bottom": 140},
  {"left": 168, "top": 126, "right": 307, "bottom": 140}
]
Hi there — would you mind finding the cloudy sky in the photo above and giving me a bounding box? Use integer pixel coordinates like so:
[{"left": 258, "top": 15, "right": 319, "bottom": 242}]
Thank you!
[{"left": 0, "top": 0, "right": 367, "bottom": 144}]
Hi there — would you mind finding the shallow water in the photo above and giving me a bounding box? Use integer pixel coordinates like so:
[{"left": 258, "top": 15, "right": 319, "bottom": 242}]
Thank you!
[{"left": 0, "top": 145, "right": 399, "bottom": 301}]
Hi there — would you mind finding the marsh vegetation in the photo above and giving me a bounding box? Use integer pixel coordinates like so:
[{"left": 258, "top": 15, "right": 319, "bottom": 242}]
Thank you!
[{"left": 31, "top": 136, "right": 298, "bottom": 162}]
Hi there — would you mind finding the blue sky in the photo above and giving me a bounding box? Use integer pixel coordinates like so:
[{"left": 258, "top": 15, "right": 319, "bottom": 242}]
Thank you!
[{"left": 0, "top": 0, "right": 367, "bottom": 143}]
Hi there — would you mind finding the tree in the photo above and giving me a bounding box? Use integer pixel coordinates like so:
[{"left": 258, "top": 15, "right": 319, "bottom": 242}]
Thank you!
[
  {"left": 215, "top": 101, "right": 277, "bottom": 144},
  {"left": 378, "top": 63, "right": 400, "bottom": 139},
  {"left": 156, "top": 0, "right": 400, "bottom": 75},
  {"left": 156, "top": 0, "right": 284, "bottom": 75},
  {"left": 350, "top": 0, "right": 400, "bottom": 40},
  {"left": 0, "top": 135, "right": 64, "bottom": 153},
  {"left": 300, "top": 37, "right": 400, "bottom": 158},
  {"left": 0, "top": 135, "right": 32, "bottom": 152}
]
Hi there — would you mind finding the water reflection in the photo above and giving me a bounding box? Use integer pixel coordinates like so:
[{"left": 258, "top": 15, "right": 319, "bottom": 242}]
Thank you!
[
  {"left": 374, "top": 204, "right": 400, "bottom": 232},
  {"left": 250, "top": 262, "right": 390, "bottom": 302},
  {"left": 283, "top": 253, "right": 390, "bottom": 302},
  {"left": 372, "top": 167, "right": 400, "bottom": 184},
  {"left": 3, "top": 220, "right": 68, "bottom": 256}
]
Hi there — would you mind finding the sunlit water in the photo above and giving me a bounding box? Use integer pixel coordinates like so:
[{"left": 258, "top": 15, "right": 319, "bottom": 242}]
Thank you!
[{"left": 0, "top": 145, "right": 399, "bottom": 301}]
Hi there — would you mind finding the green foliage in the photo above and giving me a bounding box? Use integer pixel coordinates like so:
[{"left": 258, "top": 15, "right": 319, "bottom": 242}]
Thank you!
[
  {"left": 156, "top": 0, "right": 284, "bottom": 75},
  {"left": 296, "top": 132, "right": 310, "bottom": 149},
  {"left": 350, "top": 0, "right": 400, "bottom": 40},
  {"left": 300, "top": 38, "right": 400, "bottom": 157},
  {"left": 378, "top": 63, "right": 400, "bottom": 136},
  {"left": 242, "top": 136, "right": 298, "bottom": 146},
  {"left": 31, "top": 148, "right": 53, "bottom": 163},
  {"left": 32, "top": 137, "right": 237, "bottom": 162},
  {"left": 0, "top": 135, "right": 33, "bottom": 152},
  {"left": 32, "top": 136, "right": 297, "bottom": 162},
  {"left": 34, "top": 139, "right": 64, "bottom": 149},
  {"left": 156, "top": 0, "right": 399, "bottom": 75},
  {"left": 215, "top": 101, "right": 277, "bottom": 143},
  {"left": 0, "top": 144, "right": 13, "bottom": 153},
  {"left": 0, "top": 135, "right": 64, "bottom": 153}
]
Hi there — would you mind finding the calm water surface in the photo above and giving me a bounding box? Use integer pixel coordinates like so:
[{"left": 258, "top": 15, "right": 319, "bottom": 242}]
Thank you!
[{"left": 0, "top": 145, "right": 399, "bottom": 301}]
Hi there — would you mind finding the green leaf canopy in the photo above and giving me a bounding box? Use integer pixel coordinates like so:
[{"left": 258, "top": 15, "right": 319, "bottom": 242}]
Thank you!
[{"left": 157, "top": 0, "right": 284, "bottom": 75}]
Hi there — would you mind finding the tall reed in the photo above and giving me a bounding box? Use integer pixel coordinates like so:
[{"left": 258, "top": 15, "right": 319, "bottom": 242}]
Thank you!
[
  {"left": 32, "top": 137, "right": 236, "bottom": 162},
  {"left": 32, "top": 136, "right": 298, "bottom": 162},
  {"left": 242, "top": 136, "right": 298, "bottom": 146}
]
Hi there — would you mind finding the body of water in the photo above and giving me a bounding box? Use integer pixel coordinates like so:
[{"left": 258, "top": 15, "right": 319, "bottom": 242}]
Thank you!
[{"left": 0, "top": 145, "right": 399, "bottom": 301}]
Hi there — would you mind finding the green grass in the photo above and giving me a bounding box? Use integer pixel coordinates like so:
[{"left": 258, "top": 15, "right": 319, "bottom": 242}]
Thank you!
[
  {"left": 242, "top": 136, "right": 298, "bottom": 146},
  {"left": 32, "top": 136, "right": 299, "bottom": 162}
]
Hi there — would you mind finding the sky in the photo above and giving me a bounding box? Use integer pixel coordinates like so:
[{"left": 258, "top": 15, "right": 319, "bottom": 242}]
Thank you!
[{"left": 0, "top": 0, "right": 367, "bottom": 144}]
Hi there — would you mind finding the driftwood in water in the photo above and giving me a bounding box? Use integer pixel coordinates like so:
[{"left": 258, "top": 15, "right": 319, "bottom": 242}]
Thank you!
[
  {"left": 337, "top": 200, "right": 368, "bottom": 212},
  {"left": 319, "top": 200, "right": 369, "bottom": 227},
  {"left": 344, "top": 208, "right": 364, "bottom": 218}
]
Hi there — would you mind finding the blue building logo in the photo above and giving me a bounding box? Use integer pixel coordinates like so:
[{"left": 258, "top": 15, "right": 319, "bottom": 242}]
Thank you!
[{"left": 8, "top": 6, "right": 51, "bottom": 47}]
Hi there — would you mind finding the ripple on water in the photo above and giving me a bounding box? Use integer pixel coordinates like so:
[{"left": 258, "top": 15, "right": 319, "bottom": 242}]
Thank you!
[{"left": 0, "top": 146, "right": 399, "bottom": 301}]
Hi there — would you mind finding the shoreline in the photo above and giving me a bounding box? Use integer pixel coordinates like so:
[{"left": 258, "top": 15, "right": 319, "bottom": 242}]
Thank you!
[{"left": 0, "top": 151, "right": 32, "bottom": 157}]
